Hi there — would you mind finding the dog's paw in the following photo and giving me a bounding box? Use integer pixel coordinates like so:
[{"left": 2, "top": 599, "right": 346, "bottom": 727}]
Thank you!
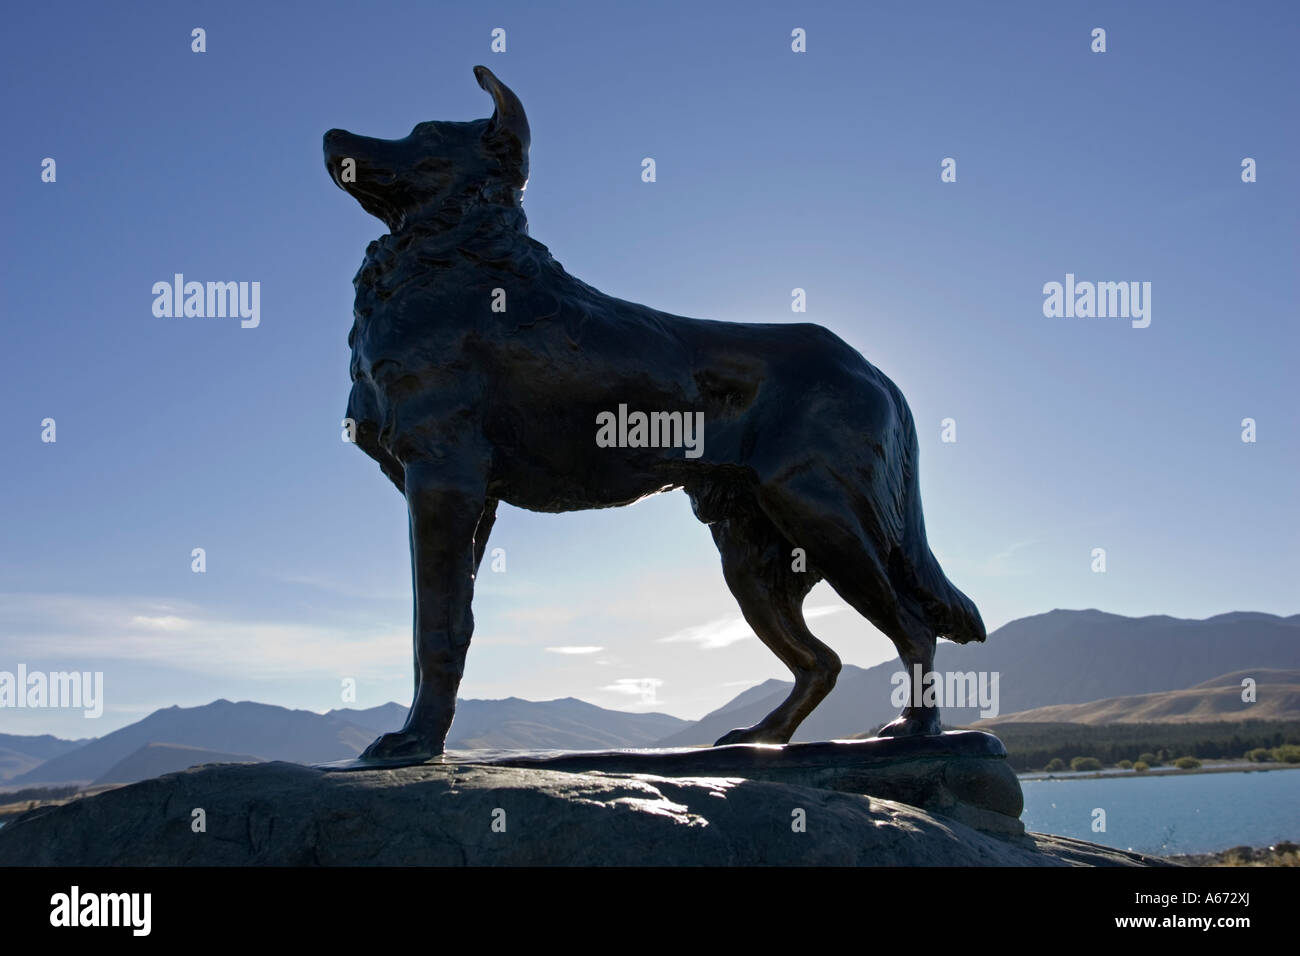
[
  {"left": 875, "top": 712, "right": 941, "bottom": 738},
  {"left": 713, "top": 726, "right": 788, "bottom": 746},
  {"left": 359, "top": 730, "right": 441, "bottom": 764}
]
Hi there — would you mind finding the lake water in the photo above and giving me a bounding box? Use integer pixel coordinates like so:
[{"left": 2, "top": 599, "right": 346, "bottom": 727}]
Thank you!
[{"left": 1021, "top": 768, "right": 1300, "bottom": 855}]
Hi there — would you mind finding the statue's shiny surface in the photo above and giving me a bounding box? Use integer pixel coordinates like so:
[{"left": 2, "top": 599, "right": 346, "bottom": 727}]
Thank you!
[{"left": 324, "top": 66, "right": 985, "bottom": 761}]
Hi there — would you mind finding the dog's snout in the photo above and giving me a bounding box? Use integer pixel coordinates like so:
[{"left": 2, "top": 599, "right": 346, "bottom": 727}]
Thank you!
[{"left": 323, "top": 129, "right": 356, "bottom": 155}]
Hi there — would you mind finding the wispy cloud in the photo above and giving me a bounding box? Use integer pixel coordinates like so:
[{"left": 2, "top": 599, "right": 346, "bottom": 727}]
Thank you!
[
  {"left": 979, "top": 539, "right": 1041, "bottom": 578},
  {"left": 657, "top": 604, "right": 849, "bottom": 649},
  {"left": 658, "top": 615, "right": 754, "bottom": 650},
  {"left": 264, "top": 572, "right": 408, "bottom": 603},
  {"left": 0, "top": 592, "right": 408, "bottom": 680},
  {"left": 129, "top": 615, "right": 192, "bottom": 631},
  {"left": 545, "top": 645, "right": 604, "bottom": 655},
  {"left": 600, "top": 677, "right": 664, "bottom": 705}
]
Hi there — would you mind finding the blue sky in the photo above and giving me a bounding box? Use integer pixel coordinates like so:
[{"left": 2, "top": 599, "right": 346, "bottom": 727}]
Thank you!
[{"left": 2, "top": 1, "right": 1297, "bottom": 737}]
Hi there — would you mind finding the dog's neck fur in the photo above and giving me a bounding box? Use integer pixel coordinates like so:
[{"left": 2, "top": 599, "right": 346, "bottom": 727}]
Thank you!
[
  {"left": 411, "top": 180, "right": 529, "bottom": 240},
  {"left": 357, "top": 185, "right": 543, "bottom": 290}
]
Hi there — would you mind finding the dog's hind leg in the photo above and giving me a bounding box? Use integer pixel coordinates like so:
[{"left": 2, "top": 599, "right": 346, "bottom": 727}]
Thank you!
[
  {"left": 810, "top": 541, "right": 941, "bottom": 737},
  {"left": 870, "top": 610, "right": 938, "bottom": 737},
  {"left": 753, "top": 472, "right": 942, "bottom": 737},
  {"left": 707, "top": 509, "right": 840, "bottom": 746}
]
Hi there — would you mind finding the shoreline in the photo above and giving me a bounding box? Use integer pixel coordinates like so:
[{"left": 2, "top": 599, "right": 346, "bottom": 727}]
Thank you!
[
  {"left": 1019, "top": 760, "right": 1300, "bottom": 782},
  {"left": 1166, "top": 841, "right": 1298, "bottom": 867}
]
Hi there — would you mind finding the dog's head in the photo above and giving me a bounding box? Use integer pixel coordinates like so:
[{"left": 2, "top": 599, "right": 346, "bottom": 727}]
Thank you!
[{"left": 324, "top": 65, "right": 529, "bottom": 232}]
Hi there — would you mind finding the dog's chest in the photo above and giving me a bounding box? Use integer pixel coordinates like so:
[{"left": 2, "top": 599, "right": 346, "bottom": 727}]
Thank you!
[
  {"left": 348, "top": 238, "right": 464, "bottom": 361},
  {"left": 351, "top": 238, "right": 411, "bottom": 320}
]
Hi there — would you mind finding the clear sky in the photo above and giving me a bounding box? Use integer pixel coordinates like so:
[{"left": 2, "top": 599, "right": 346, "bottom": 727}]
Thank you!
[{"left": 2, "top": 1, "right": 1296, "bottom": 737}]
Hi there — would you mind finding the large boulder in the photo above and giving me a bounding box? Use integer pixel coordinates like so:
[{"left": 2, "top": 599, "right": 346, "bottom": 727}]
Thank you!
[{"left": 0, "top": 759, "right": 1168, "bottom": 866}]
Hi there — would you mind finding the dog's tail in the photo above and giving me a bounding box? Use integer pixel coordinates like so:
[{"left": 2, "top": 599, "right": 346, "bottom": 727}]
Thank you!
[
  {"left": 892, "top": 386, "right": 986, "bottom": 645},
  {"left": 913, "top": 544, "right": 986, "bottom": 644}
]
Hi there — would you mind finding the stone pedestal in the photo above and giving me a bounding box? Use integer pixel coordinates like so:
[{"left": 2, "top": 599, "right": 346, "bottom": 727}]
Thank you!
[{"left": 322, "top": 729, "right": 1024, "bottom": 835}]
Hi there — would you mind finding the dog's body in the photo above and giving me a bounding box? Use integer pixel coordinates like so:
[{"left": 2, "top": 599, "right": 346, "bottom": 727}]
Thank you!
[{"left": 326, "top": 67, "right": 985, "bottom": 760}]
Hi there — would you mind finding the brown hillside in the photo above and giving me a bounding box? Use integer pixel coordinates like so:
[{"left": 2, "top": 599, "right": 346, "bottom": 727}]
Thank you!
[{"left": 976, "top": 669, "right": 1300, "bottom": 726}]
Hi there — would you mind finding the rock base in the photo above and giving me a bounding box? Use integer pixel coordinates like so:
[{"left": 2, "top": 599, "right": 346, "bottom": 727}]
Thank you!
[
  {"left": 325, "top": 730, "right": 1026, "bottom": 835},
  {"left": 0, "top": 757, "right": 1172, "bottom": 866}
]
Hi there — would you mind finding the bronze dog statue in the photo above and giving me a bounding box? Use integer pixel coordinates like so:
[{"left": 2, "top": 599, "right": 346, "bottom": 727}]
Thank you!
[{"left": 325, "top": 66, "right": 985, "bottom": 760}]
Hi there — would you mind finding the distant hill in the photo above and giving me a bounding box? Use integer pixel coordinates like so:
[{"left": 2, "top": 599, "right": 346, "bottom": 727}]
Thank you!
[
  {"left": 656, "top": 610, "right": 1300, "bottom": 746},
  {"left": 92, "top": 742, "right": 263, "bottom": 785},
  {"left": 12, "top": 696, "right": 691, "bottom": 786},
  {"left": 11, "top": 700, "right": 375, "bottom": 786},
  {"left": 0, "top": 734, "right": 92, "bottom": 783},
  {"left": 975, "top": 668, "right": 1300, "bottom": 725},
  {"left": 1193, "top": 667, "right": 1300, "bottom": 689},
  {"left": 327, "top": 703, "right": 409, "bottom": 734},
  {"left": 449, "top": 697, "right": 685, "bottom": 749},
  {"left": 332, "top": 697, "right": 687, "bottom": 749}
]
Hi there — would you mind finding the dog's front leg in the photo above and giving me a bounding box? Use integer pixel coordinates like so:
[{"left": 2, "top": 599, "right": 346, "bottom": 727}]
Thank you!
[{"left": 361, "top": 461, "right": 486, "bottom": 762}]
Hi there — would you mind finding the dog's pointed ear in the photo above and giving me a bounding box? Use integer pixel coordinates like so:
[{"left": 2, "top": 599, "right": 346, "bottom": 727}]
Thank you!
[{"left": 474, "top": 65, "right": 529, "bottom": 184}]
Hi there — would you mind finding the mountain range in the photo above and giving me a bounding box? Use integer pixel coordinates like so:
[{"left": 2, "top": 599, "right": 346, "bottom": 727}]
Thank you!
[
  {"left": 330, "top": 697, "right": 686, "bottom": 749},
  {"left": 4, "top": 696, "right": 689, "bottom": 787},
  {"left": 974, "top": 668, "right": 1300, "bottom": 725},
  {"left": 3, "top": 608, "right": 1296, "bottom": 787},
  {"left": 655, "top": 609, "right": 1300, "bottom": 745},
  {"left": 0, "top": 733, "right": 91, "bottom": 783}
]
